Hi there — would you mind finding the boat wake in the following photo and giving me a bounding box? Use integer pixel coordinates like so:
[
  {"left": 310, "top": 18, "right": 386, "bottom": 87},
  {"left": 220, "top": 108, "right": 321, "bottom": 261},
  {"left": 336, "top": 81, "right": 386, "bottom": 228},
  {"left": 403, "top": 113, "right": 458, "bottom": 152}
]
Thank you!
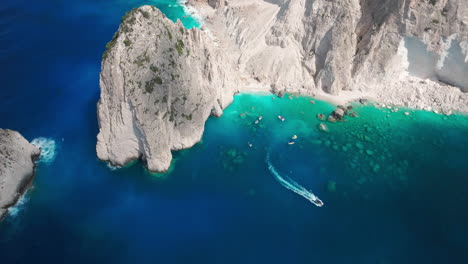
[
  {"left": 266, "top": 153, "right": 324, "bottom": 207},
  {"left": 31, "top": 137, "right": 57, "bottom": 164}
]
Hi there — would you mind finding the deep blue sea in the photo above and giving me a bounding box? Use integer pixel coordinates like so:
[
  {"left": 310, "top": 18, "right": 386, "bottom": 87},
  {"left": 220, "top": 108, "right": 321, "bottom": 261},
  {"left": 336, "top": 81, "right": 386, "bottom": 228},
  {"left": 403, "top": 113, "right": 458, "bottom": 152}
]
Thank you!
[{"left": 1, "top": 1, "right": 468, "bottom": 263}]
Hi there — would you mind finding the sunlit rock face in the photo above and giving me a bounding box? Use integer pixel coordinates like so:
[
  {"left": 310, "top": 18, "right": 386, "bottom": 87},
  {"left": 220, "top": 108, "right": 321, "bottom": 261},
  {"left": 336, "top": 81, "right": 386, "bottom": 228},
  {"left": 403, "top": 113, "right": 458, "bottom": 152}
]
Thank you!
[
  {"left": 0, "top": 129, "right": 40, "bottom": 220},
  {"left": 403, "top": 36, "right": 468, "bottom": 92},
  {"left": 98, "top": 1, "right": 468, "bottom": 171},
  {"left": 97, "top": 6, "right": 238, "bottom": 173},
  {"left": 190, "top": 0, "right": 467, "bottom": 108}
]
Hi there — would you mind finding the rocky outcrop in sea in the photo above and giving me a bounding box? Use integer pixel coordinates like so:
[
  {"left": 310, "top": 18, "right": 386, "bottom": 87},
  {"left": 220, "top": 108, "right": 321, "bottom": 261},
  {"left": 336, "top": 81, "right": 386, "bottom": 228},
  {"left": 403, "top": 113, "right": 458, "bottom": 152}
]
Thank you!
[
  {"left": 97, "top": 6, "right": 238, "bottom": 172},
  {"left": 0, "top": 129, "right": 40, "bottom": 220}
]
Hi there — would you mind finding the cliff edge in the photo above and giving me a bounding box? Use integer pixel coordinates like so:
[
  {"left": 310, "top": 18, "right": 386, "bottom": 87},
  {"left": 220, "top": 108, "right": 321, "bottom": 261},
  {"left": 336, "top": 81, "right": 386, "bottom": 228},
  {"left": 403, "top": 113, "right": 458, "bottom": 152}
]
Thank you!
[
  {"left": 193, "top": 0, "right": 468, "bottom": 110},
  {"left": 97, "top": 6, "right": 237, "bottom": 172},
  {"left": 97, "top": 1, "right": 468, "bottom": 172},
  {"left": 0, "top": 129, "right": 40, "bottom": 220}
]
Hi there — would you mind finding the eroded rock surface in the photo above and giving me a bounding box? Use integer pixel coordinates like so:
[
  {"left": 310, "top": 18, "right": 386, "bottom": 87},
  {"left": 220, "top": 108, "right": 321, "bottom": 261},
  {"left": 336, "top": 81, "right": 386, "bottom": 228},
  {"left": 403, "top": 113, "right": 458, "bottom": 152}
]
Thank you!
[
  {"left": 98, "top": 1, "right": 468, "bottom": 172},
  {"left": 0, "top": 129, "right": 40, "bottom": 220},
  {"left": 194, "top": 0, "right": 468, "bottom": 110},
  {"left": 97, "top": 6, "right": 238, "bottom": 172}
]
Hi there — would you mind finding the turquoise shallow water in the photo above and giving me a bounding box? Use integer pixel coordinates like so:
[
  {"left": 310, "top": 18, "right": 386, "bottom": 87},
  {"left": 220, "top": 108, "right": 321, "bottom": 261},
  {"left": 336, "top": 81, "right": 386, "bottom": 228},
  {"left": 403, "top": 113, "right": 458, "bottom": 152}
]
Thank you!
[{"left": 1, "top": 0, "right": 468, "bottom": 263}]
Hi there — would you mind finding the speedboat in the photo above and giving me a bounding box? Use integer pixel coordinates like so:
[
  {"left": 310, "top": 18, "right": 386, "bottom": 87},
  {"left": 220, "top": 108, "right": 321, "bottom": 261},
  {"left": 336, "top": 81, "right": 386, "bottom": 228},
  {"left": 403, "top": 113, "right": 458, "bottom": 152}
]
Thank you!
[
  {"left": 288, "top": 140, "right": 295, "bottom": 145},
  {"left": 311, "top": 197, "right": 324, "bottom": 207},
  {"left": 278, "top": 115, "right": 285, "bottom": 122}
]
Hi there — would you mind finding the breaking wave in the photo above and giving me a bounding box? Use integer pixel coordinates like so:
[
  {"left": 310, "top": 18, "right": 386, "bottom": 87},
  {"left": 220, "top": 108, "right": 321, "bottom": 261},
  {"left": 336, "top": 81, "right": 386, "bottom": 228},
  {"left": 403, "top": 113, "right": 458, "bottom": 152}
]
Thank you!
[
  {"left": 107, "top": 163, "right": 121, "bottom": 171},
  {"left": 266, "top": 153, "right": 324, "bottom": 207},
  {"left": 7, "top": 193, "right": 30, "bottom": 218},
  {"left": 31, "top": 137, "right": 57, "bottom": 164},
  {"left": 177, "top": 0, "right": 204, "bottom": 26}
]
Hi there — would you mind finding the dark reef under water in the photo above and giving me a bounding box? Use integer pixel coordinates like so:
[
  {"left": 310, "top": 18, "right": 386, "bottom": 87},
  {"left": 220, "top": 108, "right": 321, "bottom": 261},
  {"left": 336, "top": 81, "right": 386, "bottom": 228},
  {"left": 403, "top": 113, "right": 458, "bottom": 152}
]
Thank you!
[{"left": 1, "top": 0, "right": 468, "bottom": 263}]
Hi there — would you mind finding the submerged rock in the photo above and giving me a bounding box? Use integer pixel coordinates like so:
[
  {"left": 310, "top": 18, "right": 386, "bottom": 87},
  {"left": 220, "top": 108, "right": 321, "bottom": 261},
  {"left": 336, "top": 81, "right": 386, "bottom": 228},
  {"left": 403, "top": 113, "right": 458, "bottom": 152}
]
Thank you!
[
  {"left": 0, "top": 129, "right": 40, "bottom": 221},
  {"left": 316, "top": 113, "right": 325, "bottom": 120},
  {"left": 332, "top": 108, "right": 345, "bottom": 120},
  {"left": 327, "top": 181, "right": 337, "bottom": 192},
  {"left": 222, "top": 148, "right": 247, "bottom": 172},
  {"left": 318, "top": 123, "right": 329, "bottom": 132}
]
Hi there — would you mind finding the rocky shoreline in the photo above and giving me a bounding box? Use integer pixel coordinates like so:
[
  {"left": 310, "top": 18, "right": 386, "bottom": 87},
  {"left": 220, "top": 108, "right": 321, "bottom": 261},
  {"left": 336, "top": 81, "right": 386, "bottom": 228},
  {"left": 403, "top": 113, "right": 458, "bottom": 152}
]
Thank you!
[
  {"left": 97, "top": 0, "right": 468, "bottom": 173},
  {"left": 0, "top": 129, "right": 40, "bottom": 221}
]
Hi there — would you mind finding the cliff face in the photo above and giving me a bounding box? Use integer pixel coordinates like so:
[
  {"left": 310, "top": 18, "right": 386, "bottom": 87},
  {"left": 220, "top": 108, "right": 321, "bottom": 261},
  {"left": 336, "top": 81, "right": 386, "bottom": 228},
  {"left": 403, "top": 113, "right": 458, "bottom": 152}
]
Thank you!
[
  {"left": 0, "top": 129, "right": 40, "bottom": 220},
  {"left": 198, "top": 0, "right": 468, "bottom": 109},
  {"left": 97, "top": 6, "right": 237, "bottom": 172},
  {"left": 98, "top": 1, "right": 468, "bottom": 172}
]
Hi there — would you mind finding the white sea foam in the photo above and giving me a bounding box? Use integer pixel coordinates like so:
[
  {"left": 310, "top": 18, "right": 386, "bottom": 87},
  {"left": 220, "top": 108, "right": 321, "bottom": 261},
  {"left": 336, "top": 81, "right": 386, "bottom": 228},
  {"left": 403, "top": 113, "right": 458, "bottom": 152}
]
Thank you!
[
  {"left": 31, "top": 137, "right": 57, "bottom": 164},
  {"left": 7, "top": 193, "right": 30, "bottom": 218},
  {"left": 177, "top": 0, "right": 204, "bottom": 27},
  {"left": 266, "top": 153, "right": 324, "bottom": 207},
  {"left": 107, "top": 163, "right": 121, "bottom": 171}
]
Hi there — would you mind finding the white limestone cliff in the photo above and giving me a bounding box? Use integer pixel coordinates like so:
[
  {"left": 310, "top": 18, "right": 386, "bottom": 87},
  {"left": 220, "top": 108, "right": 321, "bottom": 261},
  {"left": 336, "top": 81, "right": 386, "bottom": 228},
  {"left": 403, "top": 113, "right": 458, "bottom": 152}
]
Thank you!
[
  {"left": 97, "top": 1, "right": 468, "bottom": 172},
  {"left": 97, "top": 6, "right": 238, "bottom": 172},
  {"left": 0, "top": 129, "right": 40, "bottom": 220},
  {"left": 194, "top": 0, "right": 468, "bottom": 110}
]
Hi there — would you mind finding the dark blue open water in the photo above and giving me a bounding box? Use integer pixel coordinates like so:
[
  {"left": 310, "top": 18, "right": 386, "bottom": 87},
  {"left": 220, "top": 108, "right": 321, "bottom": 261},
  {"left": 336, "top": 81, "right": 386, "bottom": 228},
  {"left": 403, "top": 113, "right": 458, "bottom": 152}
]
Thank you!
[{"left": 1, "top": 1, "right": 468, "bottom": 263}]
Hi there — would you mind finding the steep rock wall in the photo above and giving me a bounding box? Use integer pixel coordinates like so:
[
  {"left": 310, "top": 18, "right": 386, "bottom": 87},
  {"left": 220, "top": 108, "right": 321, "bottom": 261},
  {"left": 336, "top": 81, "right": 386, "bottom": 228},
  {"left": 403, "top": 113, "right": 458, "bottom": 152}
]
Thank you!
[
  {"left": 97, "top": 6, "right": 237, "bottom": 172},
  {"left": 98, "top": 1, "right": 468, "bottom": 172},
  {"left": 0, "top": 129, "right": 40, "bottom": 220}
]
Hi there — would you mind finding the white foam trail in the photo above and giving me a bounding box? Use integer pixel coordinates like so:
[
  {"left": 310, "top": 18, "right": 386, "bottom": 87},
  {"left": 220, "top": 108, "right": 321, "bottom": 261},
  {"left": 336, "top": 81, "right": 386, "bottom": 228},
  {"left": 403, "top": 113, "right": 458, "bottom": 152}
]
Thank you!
[
  {"left": 31, "top": 137, "right": 57, "bottom": 164},
  {"left": 7, "top": 193, "right": 30, "bottom": 218},
  {"left": 266, "top": 153, "right": 324, "bottom": 207}
]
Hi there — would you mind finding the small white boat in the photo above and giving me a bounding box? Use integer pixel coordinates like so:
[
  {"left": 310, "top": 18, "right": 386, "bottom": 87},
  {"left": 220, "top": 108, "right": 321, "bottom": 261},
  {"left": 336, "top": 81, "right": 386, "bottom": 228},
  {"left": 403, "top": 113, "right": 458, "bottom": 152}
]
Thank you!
[{"left": 310, "top": 197, "right": 324, "bottom": 207}]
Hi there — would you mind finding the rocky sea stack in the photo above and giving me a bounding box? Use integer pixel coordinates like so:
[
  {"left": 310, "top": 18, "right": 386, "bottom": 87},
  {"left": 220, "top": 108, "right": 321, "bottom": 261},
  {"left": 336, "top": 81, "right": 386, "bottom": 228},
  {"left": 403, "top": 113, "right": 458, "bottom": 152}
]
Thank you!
[
  {"left": 0, "top": 129, "right": 40, "bottom": 220},
  {"left": 97, "top": 6, "right": 237, "bottom": 172},
  {"left": 97, "top": 1, "right": 468, "bottom": 172}
]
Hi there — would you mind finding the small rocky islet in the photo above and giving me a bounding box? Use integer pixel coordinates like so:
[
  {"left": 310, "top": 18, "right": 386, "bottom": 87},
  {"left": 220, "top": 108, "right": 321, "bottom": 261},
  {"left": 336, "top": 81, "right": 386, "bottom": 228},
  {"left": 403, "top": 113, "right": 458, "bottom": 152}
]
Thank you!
[{"left": 0, "top": 129, "right": 40, "bottom": 221}]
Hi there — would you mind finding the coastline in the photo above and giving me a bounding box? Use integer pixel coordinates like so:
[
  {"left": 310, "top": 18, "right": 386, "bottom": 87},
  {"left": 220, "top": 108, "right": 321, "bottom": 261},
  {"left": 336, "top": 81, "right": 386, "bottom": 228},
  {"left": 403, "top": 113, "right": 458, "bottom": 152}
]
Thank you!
[
  {"left": 96, "top": 3, "right": 467, "bottom": 174},
  {"left": 0, "top": 132, "right": 40, "bottom": 222},
  {"left": 1, "top": 158, "right": 38, "bottom": 221},
  {"left": 177, "top": 0, "right": 204, "bottom": 27},
  {"left": 186, "top": 1, "right": 468, "bottom": 115},
  {"left": 236, "top": 84, "right": 465, "bottom": 116},
  {"left": 114, "top": 89, "right": 466, "bottom": 175}
]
